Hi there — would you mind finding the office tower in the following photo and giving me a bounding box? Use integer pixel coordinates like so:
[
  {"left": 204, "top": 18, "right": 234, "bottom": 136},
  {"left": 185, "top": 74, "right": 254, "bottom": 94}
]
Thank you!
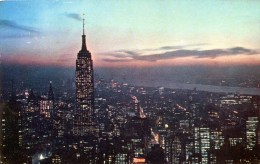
[
  {"left": 22, "top": 90, "right": 40, "bottom": 155},
  {"left": 200, "top": 128, "right": 210, "bottom": 164},
  {"left": 171, "top": 137, "right": 182, "bottom": 163},
  {"left": 210, "top": 130, "right": 224, "bottom": 150},
  {"left": 1, "top": 95, "right": 25, "bottom": 163},
  {"left": 73, "top": 17, "right": 96, "bottom": 137},
  {"left": 246, "top": 117, "right": 258, "bottom": 150},
  {"left": 48, "top": 81, "right": 55, "bottom": 118},
  {"left": 39, "top": 82, "right": 54, "bottom": 119},
  {"left": 194, "top": 127, "right": 210, "bottom": 164}
]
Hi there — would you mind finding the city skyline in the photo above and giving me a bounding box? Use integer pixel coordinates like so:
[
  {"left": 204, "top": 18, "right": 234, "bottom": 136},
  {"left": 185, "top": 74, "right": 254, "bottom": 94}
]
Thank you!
[
  {"left": 1, "top": 1, "right": 259, "bottom": 163},
  {"left": 1, "top": 0, "right": 260, "bottom": 67}
]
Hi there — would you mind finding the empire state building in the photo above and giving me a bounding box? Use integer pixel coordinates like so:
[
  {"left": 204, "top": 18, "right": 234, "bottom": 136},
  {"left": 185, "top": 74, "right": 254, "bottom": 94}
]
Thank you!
[{"left": 73, "top": 18, "right": 96, "bottom": 137}]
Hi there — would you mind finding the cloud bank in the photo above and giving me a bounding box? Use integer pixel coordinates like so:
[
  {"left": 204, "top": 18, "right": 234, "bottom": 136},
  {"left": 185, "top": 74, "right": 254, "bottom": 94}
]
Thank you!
[{"left": 103, "top": 46, "right": 258, "bottom": 62}]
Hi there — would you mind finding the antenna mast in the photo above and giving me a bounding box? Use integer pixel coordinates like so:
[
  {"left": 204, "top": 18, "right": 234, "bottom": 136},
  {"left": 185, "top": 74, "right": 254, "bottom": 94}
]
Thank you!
[{"left": 83, "top": 13, "right": 85, "bottom": 35}]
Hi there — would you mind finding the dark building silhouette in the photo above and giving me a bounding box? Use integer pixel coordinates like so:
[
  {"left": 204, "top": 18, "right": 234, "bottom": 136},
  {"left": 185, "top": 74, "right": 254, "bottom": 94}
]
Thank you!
[
  {"left": 48, "top": 81, "right": 55, "bottom": 119},
  {"left": 48, "top": 81, "right": 54, "bottom": 101},
  {"left": 1, "top": 95, "right": 27, "bottom": 163},
  {"left": 147, "top": 144, "right": 165, "bottom": 164}
]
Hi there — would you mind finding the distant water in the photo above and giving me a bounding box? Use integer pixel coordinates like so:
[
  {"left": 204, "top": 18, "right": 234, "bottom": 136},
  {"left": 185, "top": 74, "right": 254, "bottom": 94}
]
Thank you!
[{"left": 130, "top": 81, "right": 260, "bottom": 95}]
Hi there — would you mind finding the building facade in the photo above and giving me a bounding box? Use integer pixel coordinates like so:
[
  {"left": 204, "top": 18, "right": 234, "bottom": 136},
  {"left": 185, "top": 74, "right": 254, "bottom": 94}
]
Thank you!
[{"left": 73, "top": 18, "right": 96, "bottom": 137}]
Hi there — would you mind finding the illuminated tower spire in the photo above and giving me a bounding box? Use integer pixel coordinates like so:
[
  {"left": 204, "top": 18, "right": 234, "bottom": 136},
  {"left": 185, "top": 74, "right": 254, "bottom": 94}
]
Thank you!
[
  {"left": 83, "top": 14, "right": 85, "bottom": 35},
  {"left": 74, "top": 15, "right": 97, "bottom": 137},
  {"left": 81, "top": 14, "right": 87, "bottom": 52}
]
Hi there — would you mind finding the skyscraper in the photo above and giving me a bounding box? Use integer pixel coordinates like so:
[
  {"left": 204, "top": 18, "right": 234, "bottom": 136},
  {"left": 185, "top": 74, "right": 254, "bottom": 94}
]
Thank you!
[
  {"left": 246, "top": 117, "right": 258, "bottom": 150},
  {"left": 48, "top": 81, "right": 55, "bottom": 118},
  {"left": 73, "top": 18, "right": 95, "bottom": 137}
]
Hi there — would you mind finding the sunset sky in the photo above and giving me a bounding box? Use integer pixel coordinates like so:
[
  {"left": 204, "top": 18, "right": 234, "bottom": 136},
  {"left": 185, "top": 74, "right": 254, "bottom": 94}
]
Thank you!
[{"left": 0, "top": 0, "right": 259, "bottom": 67}]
